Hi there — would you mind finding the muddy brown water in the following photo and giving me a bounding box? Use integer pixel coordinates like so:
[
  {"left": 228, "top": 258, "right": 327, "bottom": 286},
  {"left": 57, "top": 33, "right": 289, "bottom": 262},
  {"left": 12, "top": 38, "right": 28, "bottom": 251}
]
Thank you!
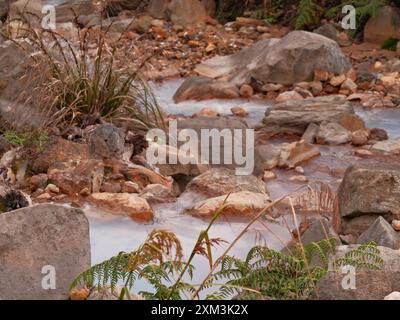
[{"left": 86, "top": 78, "right": 400, "bottom": 296}]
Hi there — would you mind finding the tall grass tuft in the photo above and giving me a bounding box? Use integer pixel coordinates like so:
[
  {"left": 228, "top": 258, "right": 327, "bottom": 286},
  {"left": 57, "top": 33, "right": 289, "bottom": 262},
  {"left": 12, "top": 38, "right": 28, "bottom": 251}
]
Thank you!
[{"left": 4, "top": 11, "right": 165, "bottom": 130}]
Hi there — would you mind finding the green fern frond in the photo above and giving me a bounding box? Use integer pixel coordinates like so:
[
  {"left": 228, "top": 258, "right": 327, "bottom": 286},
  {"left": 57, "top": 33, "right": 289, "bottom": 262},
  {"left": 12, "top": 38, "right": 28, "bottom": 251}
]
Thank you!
[{"left": 295, "top": 0, "right": 322, "bottom": 30}]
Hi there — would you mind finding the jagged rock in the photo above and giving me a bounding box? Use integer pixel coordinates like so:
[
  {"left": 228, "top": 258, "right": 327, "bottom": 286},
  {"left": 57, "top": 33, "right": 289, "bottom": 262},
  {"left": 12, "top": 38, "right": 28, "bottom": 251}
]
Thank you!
[
  {"left": 302, "top": 123, "right": 319, "bottom": 144},
  {"left": 341, "top": 214, "right": 383, "bottom": 237},
  {"left": 173, "top": 76, "right": 239, "bottom": 102},
  {"left": 150, "top": 144, "right": 209, "bottom": 177},
  {"left": 89, "top": 124, "right": 125, "bottom": 160},
  {"left": 357, "top": 216, "right": 400, "bottom": 249},
  {"left": 338, "top": 163, "right": 400, "bottom": 219},
  {"left": 195, "top": 31, "right": 351, "bottom": 86},
  {"left": 300, "top": 218, "right": 341, "bottom": 245},
  {"left": 121, "top": 181, "right": 141, "bottom": 193},
  {"left": 341, "top": 78, "right": 357, "bottom": 93},
  {"left": 139, "top": 183, "right": 176, "bottom": 204},
  {"left": 278, "top": 140, "right": 320, "bottom": 168},
  {"left": 262, "top": 96, "right": 355, "bottom": 135},
  {"left": 175, "top": 116, "right": 255, "bottom": 174},
  {"left": 184, "top": 168, "right": 268, "bottom": 197},
  {"left": 316, "top": 246, "right": 400, "bottom": 300},
  {"left": 31, "top": 136, "right": 89, "bottom": 174},
  {"left": 88, "top": 193, "right": 153, "bottom": 221},
  {"left": 29, "top": 174, "right": 49, "bottom": 191},
  {"left": 187, "top": 191, "right": 270, "bottom": 218},
  {"left": 330, "top": 74, "right": 346, "bottom": 87},
  {"left": 316, "top": 121, "right": 352, "bottom": 145},
  {"left": 0, "top": 204, "right": 90, "bottom": 299},
  {"left": 118, "top": 162, "right": 173, "bottom": 189},
  {"left": 48, "top": 159, "right": 104, "bottom": 196},
  {"left": 254, "top": 144, "right": 282, "bottom": 170}
]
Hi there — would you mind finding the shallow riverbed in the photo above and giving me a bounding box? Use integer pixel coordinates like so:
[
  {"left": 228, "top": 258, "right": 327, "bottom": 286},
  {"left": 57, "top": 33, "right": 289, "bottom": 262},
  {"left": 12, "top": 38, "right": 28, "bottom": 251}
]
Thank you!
[{"left": 86, "top": 78, "right": 400, "bottom": 295}]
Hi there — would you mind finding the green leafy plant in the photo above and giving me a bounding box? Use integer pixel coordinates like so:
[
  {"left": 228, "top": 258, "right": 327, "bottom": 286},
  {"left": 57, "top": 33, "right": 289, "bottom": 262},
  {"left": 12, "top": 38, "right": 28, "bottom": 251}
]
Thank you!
[
  {"left": 3, "top": 131, "right": 26, "bottom": 147},
  {"left": 325, "top": 0, "right": 387, "bottom": 37},
  {"left": 208, "top": 240, "right": 383, "bottom": 300},
  {"left": 381, "top": 37, "right": 400, "bottom": 51},
  {"left": 295, "top": 0, "right": 322, "bottom": 30},
  {"left": 71, "top": 229, "right": 196, "bottom": 300},
  {"left": 3, "top": 130, "right": 48, "bottom": 150},
  {"left": 70, "top": 187, "right": 383, "bottom": 301}
]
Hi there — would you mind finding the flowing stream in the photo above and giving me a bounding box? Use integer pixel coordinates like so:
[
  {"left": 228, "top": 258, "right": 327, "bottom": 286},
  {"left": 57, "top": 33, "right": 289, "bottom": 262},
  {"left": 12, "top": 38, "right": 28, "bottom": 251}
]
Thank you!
[{"left": 86, "top": 78, "right": 400, "bottom": 295}]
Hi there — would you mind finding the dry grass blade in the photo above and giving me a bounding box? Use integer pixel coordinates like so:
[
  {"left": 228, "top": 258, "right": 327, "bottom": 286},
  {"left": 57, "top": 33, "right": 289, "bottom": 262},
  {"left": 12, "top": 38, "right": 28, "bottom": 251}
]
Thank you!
[{"left": 4, "top": 11, "right": 165, "bottom": 130}]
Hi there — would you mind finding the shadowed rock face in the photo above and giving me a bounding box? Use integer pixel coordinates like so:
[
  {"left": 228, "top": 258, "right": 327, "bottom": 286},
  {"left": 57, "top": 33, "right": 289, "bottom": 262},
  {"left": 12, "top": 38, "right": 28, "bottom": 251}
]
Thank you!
[
  {"left": 195, "top": 31, "right": 351, "bottom": 86},
  {"left": 0, "top": 204, "right": 91, "bottom": 300}
]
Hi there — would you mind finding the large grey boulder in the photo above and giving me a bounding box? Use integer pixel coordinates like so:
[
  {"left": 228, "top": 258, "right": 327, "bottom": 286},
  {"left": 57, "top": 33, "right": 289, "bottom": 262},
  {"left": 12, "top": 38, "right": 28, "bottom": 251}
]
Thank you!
[
  {"left": 357, "top": 216, "right": 400, "bottom": 250},
  {"left": 338, "top": 163, "right": 400, "bottom": 219},
  {"left": 315, "top": 245, "right": 400, "bottom": 300},
  {"left": 262, "top": 95, "right": 355, "bottom": 135},
  {"left": 195, "top": 31, "right": 351, "bottom": 86},
  {"left": 0, "top": 204, "right": 91, "bottom": 299}
]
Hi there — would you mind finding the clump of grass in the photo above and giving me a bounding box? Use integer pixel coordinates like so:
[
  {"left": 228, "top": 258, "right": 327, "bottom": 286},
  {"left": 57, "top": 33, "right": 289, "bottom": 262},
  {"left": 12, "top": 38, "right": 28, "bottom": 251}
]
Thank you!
[
  {"left": 6, "top": 11, "right": 165, "bottom": 130},
  {"left": 3, "top": 129, "right": 48, "bottom": 149},
  {"left": 381, "top": 37, "right": 399, "bottom": 51}
]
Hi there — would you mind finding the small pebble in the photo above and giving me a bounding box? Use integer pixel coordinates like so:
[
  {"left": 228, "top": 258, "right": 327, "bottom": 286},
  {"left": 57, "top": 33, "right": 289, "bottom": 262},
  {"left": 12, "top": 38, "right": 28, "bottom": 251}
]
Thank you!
[
  {"left": 355, "top": 149, "right": 373, "bottom": 157},
  {"left": 45, "top": 183, "right": 59, "bottom": 194},
  {"left": 392, "top": 220, "right": 400, "bottom": 231},
  {"left": 295, "top": 166, "right": 304, "bottom": 174},
  {"left": 263, "top": 170, "right": 276, "bottom": 181},
  {"left": 36, "top": 192, "right": 52, "bottom": 200},
  {"left": 289, "top": 175, "right": 308, "bottom": 183}
]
